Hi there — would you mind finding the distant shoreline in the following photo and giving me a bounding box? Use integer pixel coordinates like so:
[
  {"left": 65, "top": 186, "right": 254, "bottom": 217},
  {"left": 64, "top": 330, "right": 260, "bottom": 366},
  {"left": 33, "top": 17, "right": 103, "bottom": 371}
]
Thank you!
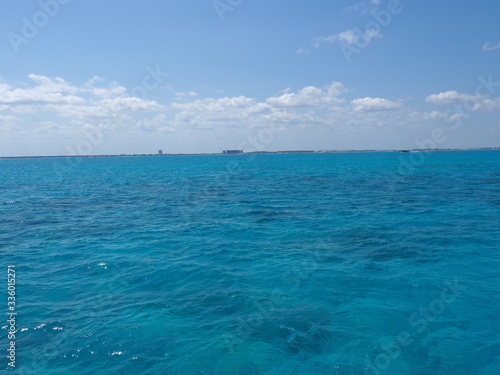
[{"left": 1, "top": 148, "right": 499, "bottom": 160}]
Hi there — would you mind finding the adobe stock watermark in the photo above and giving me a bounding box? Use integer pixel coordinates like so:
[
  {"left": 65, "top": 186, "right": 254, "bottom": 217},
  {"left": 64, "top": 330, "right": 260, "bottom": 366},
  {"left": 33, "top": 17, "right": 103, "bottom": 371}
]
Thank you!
[
  {"left": 7, "top": 0, "right": 71, "bottom": 54},
  {"left": 224, "top": 239, "right": 328, "bottom": 354},
  {"left": 6, "top": 265, "right": 17, "bottom": 369},
  {"left": 438, "top": 73, "right": 500, "bottom": 131},
  {"left": 51, "top": 125, "right": 104, "bottom": 182},
  {"left": 131, "top": 65, "right": 168, "bottom": 99},
  {"left": 87, "top": 263, "right": 130, "bottom": 320},
  {"left": 223, "top": 290, "right": 287, "bottom": 354},
  {"left": 191, "top": 121, "right": 286, "bottom": 206},
  {"left": 364, "top": 278, "right": 466, "bottom": 375},
  {"left": 384, "top": 73, "right": 500, "bottom": 193},
  {"left": 340, "top": 0, "right": 408, "bottom": 63},
  {"left": 223, "top": 258, "right": 318, "bottom": 354},
  {"left": 19, "top": 328, "right": 73, "bottom": 374},
  {"left": 213, "top": 0, "right": 243, "bottom": 21},
  {"left": 51, "top": 64, "right": 167, "bottom": 180}
]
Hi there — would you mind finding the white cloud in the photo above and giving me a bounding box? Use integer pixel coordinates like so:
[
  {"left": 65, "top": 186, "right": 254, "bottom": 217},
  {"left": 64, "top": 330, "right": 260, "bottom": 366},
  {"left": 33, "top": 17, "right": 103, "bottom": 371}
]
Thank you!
[
  {"left": 426, "top": 91, "right": 479, "bottom": 104},
  {"left": 10, "top": 73, "right": 500, "bottom": 155},
  {"left": 27, "top": 74, "right": 80, "bottom": 93},
  {"left": 0, "top": 114, "right": 21, "bottom": 124},
  {"left": 256, "top": 111, "right": 326, "bottom": 128},
  {"left": 83, "top": 78, "right": 128, "bottom": 98},
  {"left": 475, "top": 98, "right": 500, "bottom": 111},
  {"left": 483, "top": 42, "right": 500, "bottom": 52},
  {"left": 170, "top": 82, "right": 348, "bottom": 130},
  {"left": 267, "top": 82, "right": 345, "bottom": 108},
  {"left": 420, "top": 111, "right": 449, "bottom": 120},
  {"left": 314, "top": 28, "right": 382, "bottom": 48},
  {"left": 296, "top": 47, "right": 310, "bottom": 55},
  {"left": 173, "top": 96, "right": 272, "bottom": 126},
  {"left": 0, "top": 114, "right": 22, "bottom": 134},
  {"left": 175, "top": 91, "right": 199, "bottom": 97},
  {"left": 351, "top": 97, "right": 402, "bottom": 112},
  {"left": 0, "top": 114, "right": 20, "bottom": 121},
  {"left": 99, "top": 97, "right": 160, "bottom": 112},
  {"left": 0, "top": 74, "right": 164, "bottom": 121},
  {"left": 426, "top": 90, "right": 500, "bottom": 112},
  {"left": 348, "top": 0, "right": 381, "bottom": 14},
  {"left": 0, "top": 79, "right": 83, "bottom": 105},
  {"left": 337, "top": 30, "right": 360, "bottom": 45},
  {"left": 136, "top": 114, "right": 175, "bottom": 133},
  {"left": 34, "top": 121, "right": 67, "bottom": 134}
]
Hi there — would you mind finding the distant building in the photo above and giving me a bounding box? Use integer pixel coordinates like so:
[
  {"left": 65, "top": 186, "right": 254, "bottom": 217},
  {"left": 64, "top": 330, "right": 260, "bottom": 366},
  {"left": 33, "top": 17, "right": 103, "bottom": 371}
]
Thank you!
[
  {"left": 223, "top": 150, "right": 244, "bottom": 154},
  {"left": 158, "top": 150, "right": 163, "bottom": 156}
]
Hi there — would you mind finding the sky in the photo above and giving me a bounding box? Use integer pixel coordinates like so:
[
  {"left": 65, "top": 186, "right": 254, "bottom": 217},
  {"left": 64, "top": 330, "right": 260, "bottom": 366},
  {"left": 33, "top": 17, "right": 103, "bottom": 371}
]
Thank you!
[{"left": 0, "top": 0, "right": 499, "bottom": 156}]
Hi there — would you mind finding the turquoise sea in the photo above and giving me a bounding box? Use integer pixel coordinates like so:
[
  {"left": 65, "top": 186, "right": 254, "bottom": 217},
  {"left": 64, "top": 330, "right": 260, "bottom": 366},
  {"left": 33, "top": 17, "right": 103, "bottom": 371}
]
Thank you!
[{"left": 1, "top": 151, "right": 500, "bottom": 374}]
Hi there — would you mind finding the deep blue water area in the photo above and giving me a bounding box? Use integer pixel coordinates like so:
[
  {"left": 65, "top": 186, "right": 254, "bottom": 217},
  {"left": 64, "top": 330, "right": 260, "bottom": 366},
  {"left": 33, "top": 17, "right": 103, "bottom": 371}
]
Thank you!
[{"left": 1, "top": 151, "right": 499, "bottom": 374}]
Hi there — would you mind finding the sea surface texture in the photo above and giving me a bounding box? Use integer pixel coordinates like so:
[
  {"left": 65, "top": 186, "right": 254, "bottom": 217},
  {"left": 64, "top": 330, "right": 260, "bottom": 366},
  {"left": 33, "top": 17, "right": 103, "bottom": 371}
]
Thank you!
[{"left": 1, "top": 151, "right": 499, "bottom": 375}]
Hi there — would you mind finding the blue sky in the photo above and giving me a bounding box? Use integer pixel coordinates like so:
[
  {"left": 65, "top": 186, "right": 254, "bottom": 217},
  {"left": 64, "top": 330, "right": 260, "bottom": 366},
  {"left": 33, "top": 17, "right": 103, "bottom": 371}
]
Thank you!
[{"left": 1, "top": 0, "right": 499, "bottom": 156}]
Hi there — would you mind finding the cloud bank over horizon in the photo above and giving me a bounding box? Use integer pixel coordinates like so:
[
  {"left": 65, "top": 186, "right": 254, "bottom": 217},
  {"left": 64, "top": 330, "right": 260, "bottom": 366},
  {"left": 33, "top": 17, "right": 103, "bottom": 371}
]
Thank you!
[{"left": 1, "top": 73, "right": 498, "bottom": 156}]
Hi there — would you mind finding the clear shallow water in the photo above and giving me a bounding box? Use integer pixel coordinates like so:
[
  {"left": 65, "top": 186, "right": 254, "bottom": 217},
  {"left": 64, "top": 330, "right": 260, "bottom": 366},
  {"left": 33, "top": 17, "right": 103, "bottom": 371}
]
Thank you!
[{"left": 1, "top": 151, "right": 499, "bottom": 375}]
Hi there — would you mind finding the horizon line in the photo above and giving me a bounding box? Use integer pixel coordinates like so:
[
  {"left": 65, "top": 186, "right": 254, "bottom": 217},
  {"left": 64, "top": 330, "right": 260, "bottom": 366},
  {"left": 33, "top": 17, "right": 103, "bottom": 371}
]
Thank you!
[{"left": 1, "top": 147, "right": 499, "bottom": 159}]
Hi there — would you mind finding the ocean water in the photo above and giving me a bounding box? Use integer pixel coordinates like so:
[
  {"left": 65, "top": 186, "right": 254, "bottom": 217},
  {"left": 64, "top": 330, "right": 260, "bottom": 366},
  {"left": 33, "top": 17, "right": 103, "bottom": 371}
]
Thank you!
[{"left": 1, "top": 151, "right": 499, "bottom": 375}]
